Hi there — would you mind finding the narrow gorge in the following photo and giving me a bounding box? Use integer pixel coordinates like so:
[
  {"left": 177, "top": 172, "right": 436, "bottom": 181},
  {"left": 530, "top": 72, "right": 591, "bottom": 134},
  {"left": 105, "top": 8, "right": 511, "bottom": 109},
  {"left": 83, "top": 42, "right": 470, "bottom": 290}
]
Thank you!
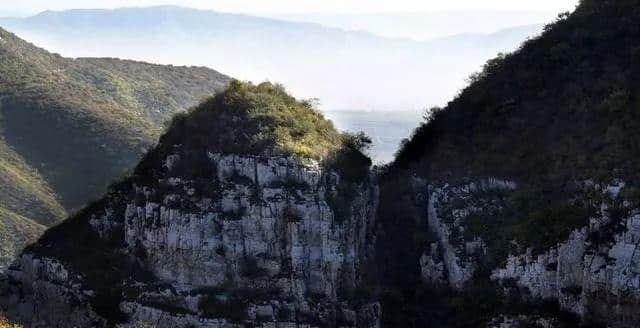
[{"left": 4, "top": 1, "right": 640, "bottom": 327}]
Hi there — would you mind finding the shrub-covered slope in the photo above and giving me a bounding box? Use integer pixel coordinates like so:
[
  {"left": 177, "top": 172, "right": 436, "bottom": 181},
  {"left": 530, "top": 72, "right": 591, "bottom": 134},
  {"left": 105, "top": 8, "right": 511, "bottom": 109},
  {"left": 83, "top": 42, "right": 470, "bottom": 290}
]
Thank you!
[
  {"left": 137, "top": 80, "right": 371, "bottom": 176},
  {"left": 394, "top": 0, "right": 640, "bottom": 182},
  {"left": 0, "top": 208, "right": 44, "bottom": 271},
  {"left": 0, "top": 27, "right": 229, "bottom": 224},
  {"left": 387, "top": 0, "right": 640, "bottom": 260},
  {"left": 0, "top": 142, "right": 65, "bottom": 226},
  {"left": 377, "top": 1, "right": 640, "bottom": 326}
]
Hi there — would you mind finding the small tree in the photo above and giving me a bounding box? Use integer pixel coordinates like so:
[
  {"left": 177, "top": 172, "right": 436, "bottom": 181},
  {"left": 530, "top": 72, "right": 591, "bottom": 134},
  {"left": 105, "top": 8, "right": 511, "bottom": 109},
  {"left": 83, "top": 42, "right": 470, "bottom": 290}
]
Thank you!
[
  {"left": 343, "top": 131, "right": 372, "bottom": 154},
  {"left": 423, "top": 106, "right": 444, "bottom": 123}
]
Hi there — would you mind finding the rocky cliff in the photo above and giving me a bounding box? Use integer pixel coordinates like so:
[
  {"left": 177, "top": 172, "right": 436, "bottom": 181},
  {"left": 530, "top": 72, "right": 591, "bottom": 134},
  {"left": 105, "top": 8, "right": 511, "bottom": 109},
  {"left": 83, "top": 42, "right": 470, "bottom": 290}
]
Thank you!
[
  {"left": 415, "top": 179, "right": 640, "bottom": 327},
  {"left": 2, "top": 154, "right": 379, "bottom": 327},
  {"left": 0, "top": 81, "right": 380, "bottom": 327}
]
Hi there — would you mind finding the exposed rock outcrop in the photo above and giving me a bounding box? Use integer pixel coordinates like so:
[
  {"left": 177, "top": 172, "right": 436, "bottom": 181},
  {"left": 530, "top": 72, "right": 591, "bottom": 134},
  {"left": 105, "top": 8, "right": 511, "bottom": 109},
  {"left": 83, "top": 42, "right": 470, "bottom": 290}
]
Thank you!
[
  {"left": 416, "top": 178, "right": 640, "bottom": 327},
  {"left": 415, "top": 178, "right": 516, "bottom": 289},
  {"left": 1, "top": 153, "right": 379, "bottom": 327},
  {"left": 491, "top": 182, "right": 640, "bottom": 326}
]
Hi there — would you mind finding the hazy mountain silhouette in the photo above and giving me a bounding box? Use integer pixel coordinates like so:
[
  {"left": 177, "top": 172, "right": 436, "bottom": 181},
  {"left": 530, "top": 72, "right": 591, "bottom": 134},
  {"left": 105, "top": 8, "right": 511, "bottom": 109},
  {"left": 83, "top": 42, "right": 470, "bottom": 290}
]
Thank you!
[{"left": 270, "top": 11, "right": 556, "bottom": 40}]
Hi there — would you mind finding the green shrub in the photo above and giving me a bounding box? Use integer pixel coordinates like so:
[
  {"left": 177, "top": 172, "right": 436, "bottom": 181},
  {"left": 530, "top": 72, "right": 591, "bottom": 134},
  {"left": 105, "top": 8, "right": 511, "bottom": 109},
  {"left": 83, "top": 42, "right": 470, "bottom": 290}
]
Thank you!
[{"left": 151, "top": 80, "right": 346, "bottom": 161}]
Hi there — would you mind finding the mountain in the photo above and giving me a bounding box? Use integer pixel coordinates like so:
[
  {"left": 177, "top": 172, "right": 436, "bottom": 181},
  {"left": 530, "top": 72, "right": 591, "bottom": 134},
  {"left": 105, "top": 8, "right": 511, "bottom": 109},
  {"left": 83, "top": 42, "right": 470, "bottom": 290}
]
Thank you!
[
  {"left": 6, "top": 1, "right": 640, "bottom": 327},
  {"left": 0, "top": 81, "right": 379, "bottom": 327},
  {"left": 376, "top": 0, "right": 640, "bottom": 326},
  {"left": 0, "top": 6, "right": 543, "bottom": 110},
  {"left": 271, "top": 11, "right": 556, "bottom": 40},
  {"left": 0, "top": 27, "right": 229, "bottom": 268}
]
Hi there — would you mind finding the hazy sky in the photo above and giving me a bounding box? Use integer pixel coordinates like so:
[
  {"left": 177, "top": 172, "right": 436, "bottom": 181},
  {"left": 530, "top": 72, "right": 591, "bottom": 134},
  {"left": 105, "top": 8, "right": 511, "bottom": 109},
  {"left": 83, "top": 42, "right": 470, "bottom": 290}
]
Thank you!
[{"left": 1, "top": 0, "right": 580, "bottom": 16}]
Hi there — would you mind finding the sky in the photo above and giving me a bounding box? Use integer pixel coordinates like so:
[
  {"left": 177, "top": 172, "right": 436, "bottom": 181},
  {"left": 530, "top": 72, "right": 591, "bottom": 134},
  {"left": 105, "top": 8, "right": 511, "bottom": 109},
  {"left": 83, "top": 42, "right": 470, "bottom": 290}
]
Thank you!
[{"left": 0, "top": 0, "right": 580, "bottom": 16}]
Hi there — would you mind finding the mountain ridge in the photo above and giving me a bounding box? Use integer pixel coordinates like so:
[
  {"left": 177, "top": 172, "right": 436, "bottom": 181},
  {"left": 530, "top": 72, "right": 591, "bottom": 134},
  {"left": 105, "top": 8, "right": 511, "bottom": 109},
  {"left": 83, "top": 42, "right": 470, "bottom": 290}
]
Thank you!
[
  {"left": 376, "top": 1, "right": 640, "bottom": 326},
  {"left": 0, "top": 26, "right": 230, "bottom": 268}
]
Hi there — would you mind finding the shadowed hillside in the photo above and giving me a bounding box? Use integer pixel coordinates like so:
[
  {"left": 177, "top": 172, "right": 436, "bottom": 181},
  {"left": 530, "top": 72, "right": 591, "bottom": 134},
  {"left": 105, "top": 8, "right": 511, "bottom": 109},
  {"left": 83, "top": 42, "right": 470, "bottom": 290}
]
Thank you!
[
  {"left": 376, "top": 1, "right": 640, "bottom": 326},
  {"left": 0, "top": 27, "right": 229, "bottom": 267}
]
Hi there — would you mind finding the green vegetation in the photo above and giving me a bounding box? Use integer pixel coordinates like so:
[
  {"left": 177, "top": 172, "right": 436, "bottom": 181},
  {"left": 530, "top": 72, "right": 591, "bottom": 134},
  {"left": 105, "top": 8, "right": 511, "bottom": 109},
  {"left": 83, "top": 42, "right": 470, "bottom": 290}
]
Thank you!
[
  {"left": 0, "top": 139, "right": 60, "bottom": 268},
  {"left": 382, "top": 0, "right": 640, "bottom": 280},
  {"left": 0, "top": 207, "right": 45, "bottom": 269},
  {"left": 0, "top": 26, "right": 228, "bottom": 266},
  {"left": 0, "top": 141, "right": 66, "bottom": 225},
  {"left": 0, "top": 26, "right": 230, "bottom": 320},
  {"left": 377, "top": 1, "right": 640, "bottom": 326},
  {"left": 454, "top": 186, "right": 599, "bottom": 267},
  {"left": 131, "top": 80, "right": 371, "bottom": 186},
  {"left": 385, "top": 0, "right": 640, "bottom": 263},
  {"left": 152, "top": 80, "right": 347, "bottom": 160},
  {"left": 0, "top": 26, "right": 228, "bottom": 214},
  {"left": 394, "top": 1, "right": 640, "bottom": 184},
  {"left": 133, "top": 80, "right": 373, "bottom": 225}
]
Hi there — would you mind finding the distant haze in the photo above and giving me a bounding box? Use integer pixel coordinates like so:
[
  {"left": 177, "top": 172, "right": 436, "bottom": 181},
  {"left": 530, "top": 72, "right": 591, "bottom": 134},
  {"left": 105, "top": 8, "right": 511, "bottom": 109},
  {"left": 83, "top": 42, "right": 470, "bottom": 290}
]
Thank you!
[
  {"left": 324, "top": 110, "right": 423, "bottom": 163},
  {"left": 0, "top": 0, "right": 580, "bottom": 16},
  {"left": 0, "top": 6, "right": 554, "bottom": 112},
  {"left": 269, "top": 11, "right": 560, "bottom": 40}
]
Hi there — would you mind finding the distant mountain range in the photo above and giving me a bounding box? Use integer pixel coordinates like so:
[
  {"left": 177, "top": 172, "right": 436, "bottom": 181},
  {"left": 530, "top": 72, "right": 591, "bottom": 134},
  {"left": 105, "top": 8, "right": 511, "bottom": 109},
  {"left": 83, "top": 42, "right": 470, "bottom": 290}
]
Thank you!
[
  {"left": 0, "top": 6, "right": 544, "bottom": 110},
  {"left": 270, "top": 11, "right": 557, "bottom": 40},
  {"left": 0, "top": 27, "right": 229, "bottom": 267}
]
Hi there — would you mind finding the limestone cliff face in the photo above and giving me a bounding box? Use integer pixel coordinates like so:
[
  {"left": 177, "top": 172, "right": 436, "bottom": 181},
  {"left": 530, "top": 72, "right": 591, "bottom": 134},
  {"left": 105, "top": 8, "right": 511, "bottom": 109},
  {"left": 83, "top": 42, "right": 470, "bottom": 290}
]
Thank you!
[
  {"left": 491, "top": 182, "right": 640, "bottom": 326},
  {"left": 415, "top": 179, "right": 640, "bottom": 327},
  {"left": 415, "top": 178, "right": 515, "bottom": 289},
  {"left": 1, "top": 152, "right": 379, "bottom": 328}
]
